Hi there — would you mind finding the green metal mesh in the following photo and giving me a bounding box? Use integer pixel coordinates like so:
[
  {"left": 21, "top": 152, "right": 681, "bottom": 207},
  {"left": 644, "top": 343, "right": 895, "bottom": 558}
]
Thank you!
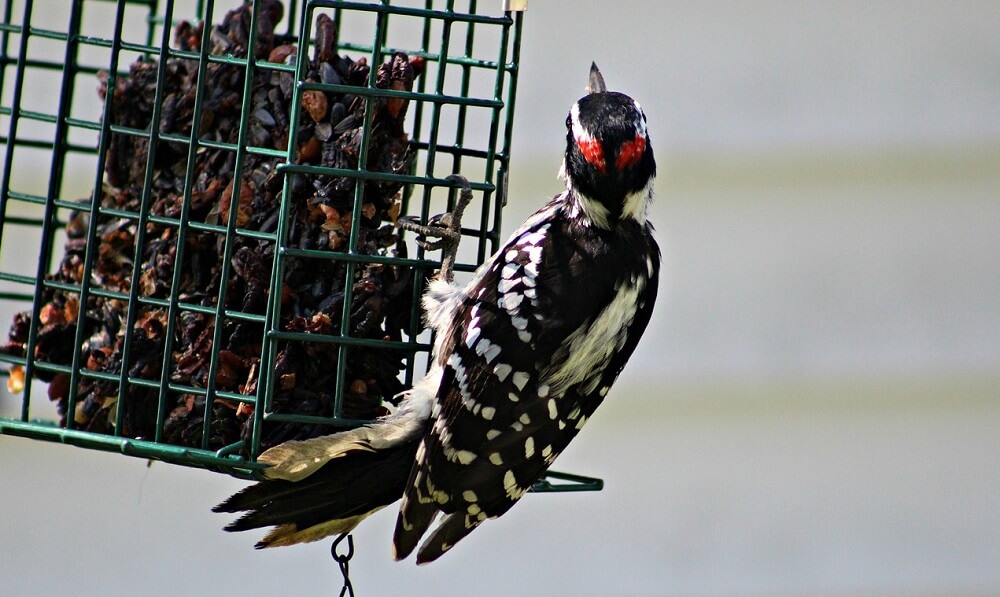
[{"left": 0, "top": 0, "right": 600, "bottom": 492}]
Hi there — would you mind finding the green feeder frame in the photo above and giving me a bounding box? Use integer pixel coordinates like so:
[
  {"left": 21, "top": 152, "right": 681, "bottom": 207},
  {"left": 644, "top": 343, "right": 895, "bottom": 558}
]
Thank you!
[{"left": 0, "top": 0, "right": 601, "bottom": 493}]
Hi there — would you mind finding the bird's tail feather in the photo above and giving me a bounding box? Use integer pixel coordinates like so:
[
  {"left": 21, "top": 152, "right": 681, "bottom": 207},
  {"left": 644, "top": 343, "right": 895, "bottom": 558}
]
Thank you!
[
  {"left": 214, "top": 434, "right": 421, "bottom": 548},
  {"left": 214, "top": 375, "right": 441, "bottom": 548}
]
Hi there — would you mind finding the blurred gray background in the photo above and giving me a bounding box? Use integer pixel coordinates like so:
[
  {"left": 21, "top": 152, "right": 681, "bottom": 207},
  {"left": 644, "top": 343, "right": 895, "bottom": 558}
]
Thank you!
[{"left": 3, "top": 1, "right": 1000, "bottom": 595}]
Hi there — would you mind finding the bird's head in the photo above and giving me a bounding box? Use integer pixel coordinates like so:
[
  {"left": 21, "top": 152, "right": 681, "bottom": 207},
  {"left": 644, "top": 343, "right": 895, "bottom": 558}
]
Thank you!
[{"left": 561, "top": 63, "right": 656, "bottom": 229}]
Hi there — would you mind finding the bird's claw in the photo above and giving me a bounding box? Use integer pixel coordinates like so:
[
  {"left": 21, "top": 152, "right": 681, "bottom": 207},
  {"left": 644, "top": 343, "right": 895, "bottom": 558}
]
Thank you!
[
  {"left": 397, "top": 175, "right": 474, "bottom": 282},
  {"left": 396, "top": 217, "right": 458, "bottom": 250}
]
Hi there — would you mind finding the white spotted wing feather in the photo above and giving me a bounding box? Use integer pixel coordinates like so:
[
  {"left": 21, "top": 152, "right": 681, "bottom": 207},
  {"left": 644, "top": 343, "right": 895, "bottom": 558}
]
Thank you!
[{"left": 393, "top": 195, "right": 659, "bottom": 563}]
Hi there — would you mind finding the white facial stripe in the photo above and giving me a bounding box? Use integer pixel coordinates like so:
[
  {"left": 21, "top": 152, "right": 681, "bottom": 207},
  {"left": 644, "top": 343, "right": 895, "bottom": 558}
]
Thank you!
[
  {"left": 620, "top": 176, "right": 655, "bottom": 224},
  {"left": 631, "top": 98, "right": 648, "bottom": 137},
  {"left": 569, "top": 102, "right": 595, "bottom": 145}
]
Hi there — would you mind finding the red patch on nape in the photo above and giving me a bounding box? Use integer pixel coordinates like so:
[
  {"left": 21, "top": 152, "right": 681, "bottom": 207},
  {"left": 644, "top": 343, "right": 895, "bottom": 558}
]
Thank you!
[
  {"left": 615, "top": 133, "right": 647, "bottom": 171},
  {"left": 578, "top": 138, "right": 607, "bottom": 174}
]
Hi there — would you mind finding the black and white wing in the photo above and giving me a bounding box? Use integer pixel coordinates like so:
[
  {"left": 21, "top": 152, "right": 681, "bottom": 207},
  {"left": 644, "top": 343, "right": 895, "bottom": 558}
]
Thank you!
[{"left": 393, "top": 195, "right": 660, "bottom": 563}]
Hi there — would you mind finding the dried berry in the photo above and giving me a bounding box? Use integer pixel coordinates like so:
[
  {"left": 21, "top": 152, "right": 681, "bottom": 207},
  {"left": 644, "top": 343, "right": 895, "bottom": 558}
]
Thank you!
[
  {"left": 6, "top": 365, "right": 24, "bottom": 394},
  {"left": 301, "top": 89, "right": 328, "bottom": 122},
  {"left": 267, "top": 44, "right": 296, "bottom": 64}
]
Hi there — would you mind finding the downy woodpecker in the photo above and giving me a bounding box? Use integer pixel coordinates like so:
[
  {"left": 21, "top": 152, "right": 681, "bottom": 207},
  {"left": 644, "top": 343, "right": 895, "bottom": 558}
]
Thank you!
[{"left": 215, "top": 63, "right": 659, "bottom": 564}]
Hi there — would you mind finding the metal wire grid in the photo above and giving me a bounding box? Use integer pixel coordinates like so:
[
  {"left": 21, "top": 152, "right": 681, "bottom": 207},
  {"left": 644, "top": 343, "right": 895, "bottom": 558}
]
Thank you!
[{"left": 0, "top": 0, "right": 522, "bottom": 475}]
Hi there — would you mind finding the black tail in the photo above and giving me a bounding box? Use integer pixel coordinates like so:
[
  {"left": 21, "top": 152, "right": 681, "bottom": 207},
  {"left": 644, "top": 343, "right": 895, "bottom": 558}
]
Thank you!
[{"left": 215, "top": 436, "right": 420, "bottom": 548}]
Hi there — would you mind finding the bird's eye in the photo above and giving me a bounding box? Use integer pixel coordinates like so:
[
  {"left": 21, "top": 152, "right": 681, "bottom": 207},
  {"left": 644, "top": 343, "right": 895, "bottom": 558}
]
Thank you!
[{"left": 565, "top": 115, "right": 572, "bottom": 129}]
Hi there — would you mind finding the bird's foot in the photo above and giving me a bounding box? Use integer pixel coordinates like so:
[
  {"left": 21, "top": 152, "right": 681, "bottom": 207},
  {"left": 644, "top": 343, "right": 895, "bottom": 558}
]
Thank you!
[{"left": 398, "top": 174, "right": 473, "bottom": 283}]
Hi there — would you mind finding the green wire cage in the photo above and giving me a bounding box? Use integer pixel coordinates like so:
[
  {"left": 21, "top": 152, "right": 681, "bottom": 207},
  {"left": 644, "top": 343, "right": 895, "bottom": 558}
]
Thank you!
[{"left": 0, "top": 0, "right": 601, "bottom": 493}]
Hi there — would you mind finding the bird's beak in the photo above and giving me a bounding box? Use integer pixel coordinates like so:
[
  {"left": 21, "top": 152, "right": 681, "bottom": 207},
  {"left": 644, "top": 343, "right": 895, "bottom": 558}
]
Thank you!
[{"left": 587, "top": 62, "right": 607, "bottom": 94}]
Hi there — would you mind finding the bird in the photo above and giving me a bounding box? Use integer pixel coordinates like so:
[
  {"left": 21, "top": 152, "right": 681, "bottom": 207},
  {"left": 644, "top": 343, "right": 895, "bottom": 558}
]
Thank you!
[{"left": 214, "top": 62, "right": 659, "bottom": 564}]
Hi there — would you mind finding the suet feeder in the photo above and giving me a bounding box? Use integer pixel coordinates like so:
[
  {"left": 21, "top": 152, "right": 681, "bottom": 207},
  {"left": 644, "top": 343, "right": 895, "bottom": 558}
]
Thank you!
[{"left": 0, "top": 0, "right": 600, "bottom": 493}]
